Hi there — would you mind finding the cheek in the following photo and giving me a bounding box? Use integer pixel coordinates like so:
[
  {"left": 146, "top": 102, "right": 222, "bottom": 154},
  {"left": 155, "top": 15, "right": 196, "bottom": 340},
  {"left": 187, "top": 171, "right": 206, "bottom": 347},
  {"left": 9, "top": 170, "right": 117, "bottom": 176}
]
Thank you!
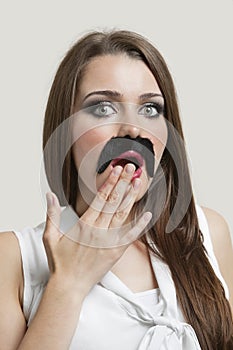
[
  {"left": 72, "top": 127, "right": 115, "bottom": 168},
  {"left": 144, "top": 119, "right": 168, "bottom": 161},
  {"left": 152, "top": 137, "right": 167, "bottom": 160},
  {"left": 72, "top": 132, "right": 97, "bottom": 166},
  {"left": 71, "top": 129, "right": 109, "bottom": 198}
]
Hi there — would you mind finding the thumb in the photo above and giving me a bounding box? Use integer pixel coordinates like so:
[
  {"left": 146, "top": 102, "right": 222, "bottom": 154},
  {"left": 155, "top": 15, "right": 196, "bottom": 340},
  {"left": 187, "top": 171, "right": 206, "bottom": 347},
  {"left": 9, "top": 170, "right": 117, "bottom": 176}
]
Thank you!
[{"left": 44, "top": 192, "right": 62, "bottom": 239}]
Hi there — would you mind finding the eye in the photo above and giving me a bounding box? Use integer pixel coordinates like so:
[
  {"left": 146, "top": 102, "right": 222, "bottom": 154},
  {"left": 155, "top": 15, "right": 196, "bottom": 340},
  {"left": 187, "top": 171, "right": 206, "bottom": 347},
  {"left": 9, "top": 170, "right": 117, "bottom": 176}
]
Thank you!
[
  {"left": 87, "top": 101, "right": 117, "bottom": 118},
  {"left": 138, "top": 103, "right": 163, "bottom": 118}
]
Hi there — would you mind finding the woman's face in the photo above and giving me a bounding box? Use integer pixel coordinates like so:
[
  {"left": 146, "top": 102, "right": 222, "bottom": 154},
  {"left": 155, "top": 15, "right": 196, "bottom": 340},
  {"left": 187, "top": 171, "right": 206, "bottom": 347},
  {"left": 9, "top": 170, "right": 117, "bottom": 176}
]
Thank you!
[{"left": 72, "top": 54, "right": 168, "bottom": 214}]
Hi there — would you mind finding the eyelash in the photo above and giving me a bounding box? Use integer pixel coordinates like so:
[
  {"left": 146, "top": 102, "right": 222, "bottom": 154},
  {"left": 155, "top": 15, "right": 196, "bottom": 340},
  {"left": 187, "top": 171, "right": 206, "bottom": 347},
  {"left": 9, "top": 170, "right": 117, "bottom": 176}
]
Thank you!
[
  {"left": 85, "top": 101, "right": 118, "bottom": 118},
  {"left": 139, "top": 102, "right": 164, "bottom": 118},
  {"left": 84, "top": 100, "right": 164, "bottom": 118}
]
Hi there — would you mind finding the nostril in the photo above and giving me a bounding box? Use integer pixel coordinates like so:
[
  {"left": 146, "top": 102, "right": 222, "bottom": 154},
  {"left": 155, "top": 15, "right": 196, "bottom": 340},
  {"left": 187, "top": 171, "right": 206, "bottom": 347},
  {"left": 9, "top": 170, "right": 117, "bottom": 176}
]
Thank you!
[{"left": 117, "top": 125, "right": 141, "bottom": 139}]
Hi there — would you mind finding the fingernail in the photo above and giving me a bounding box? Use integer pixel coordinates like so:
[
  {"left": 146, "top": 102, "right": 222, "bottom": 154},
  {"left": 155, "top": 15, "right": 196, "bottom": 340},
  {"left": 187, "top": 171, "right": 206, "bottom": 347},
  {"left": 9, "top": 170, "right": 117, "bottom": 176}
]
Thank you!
[
  {"left": 125, "top": 163, "right": 135, "bottom": 174},
  {"left": 113, "top": 165, "right": 122, "bottom": 176},
  {"left": 133, "top": 178, "right": 141, "bottom": 190},
  {"left": 143, "top": 212, "right": 152, "bottom": 222},
  {"left": 46, "top": 192, "right": 54, "bottom": 208}
]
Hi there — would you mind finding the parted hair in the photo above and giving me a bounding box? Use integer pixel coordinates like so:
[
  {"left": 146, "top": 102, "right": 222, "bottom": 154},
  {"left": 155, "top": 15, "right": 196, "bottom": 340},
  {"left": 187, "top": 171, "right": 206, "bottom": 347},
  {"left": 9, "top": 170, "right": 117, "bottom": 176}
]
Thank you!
[{"left": 43, "top": 30, "right": 233, "bottom": 349}]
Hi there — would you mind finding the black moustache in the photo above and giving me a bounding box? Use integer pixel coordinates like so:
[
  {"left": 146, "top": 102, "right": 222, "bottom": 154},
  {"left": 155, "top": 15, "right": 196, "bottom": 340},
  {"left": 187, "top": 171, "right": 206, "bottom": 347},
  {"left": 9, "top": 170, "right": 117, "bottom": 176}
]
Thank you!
[{"left": 96, "top": 136, "right": 155, "bottom": 177}]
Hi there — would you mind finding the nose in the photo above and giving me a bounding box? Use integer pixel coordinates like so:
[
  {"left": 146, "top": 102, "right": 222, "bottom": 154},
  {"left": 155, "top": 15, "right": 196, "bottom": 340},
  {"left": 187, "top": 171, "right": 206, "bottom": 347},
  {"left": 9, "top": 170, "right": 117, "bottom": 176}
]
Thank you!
[{"left": 117, "top": 123, "right": 141, "bottom": 139}]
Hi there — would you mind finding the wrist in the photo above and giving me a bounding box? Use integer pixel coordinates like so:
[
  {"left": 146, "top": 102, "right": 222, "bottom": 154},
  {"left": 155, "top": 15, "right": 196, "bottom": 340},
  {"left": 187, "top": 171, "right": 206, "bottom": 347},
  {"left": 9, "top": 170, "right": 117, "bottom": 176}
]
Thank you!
[{"left": 47, "top": 273, "right": 88, "bottom": 303}]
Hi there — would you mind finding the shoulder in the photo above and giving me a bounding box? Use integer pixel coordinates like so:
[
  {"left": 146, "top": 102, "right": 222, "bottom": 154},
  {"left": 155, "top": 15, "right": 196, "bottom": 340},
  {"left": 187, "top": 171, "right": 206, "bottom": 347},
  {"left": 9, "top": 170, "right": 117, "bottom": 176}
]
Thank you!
[
  {"left": 201, "top": 206, "right": 233, "bottom": 310},
  {"left": 0, "top": 232, "right": 27, "bottom": 345},
  {"left": 0, "top": 231, "right": 22, "bottom": 266},
  {"left": 201, "top": 206, "right": 230, "bottom": 231},
  {"left": 201, "top": 206, "right": 232, "bottom": 252},
  {"left": 0, "top": 231, "right": 23, "bottom": 300}
]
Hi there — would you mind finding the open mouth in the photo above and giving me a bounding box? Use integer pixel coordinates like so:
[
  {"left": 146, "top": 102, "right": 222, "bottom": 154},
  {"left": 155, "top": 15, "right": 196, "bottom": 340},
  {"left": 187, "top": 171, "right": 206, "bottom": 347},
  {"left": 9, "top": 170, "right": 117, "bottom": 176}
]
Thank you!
[
  {"left": 111, "top": 150, "right": 144, "bottom": 180},
  {"left": 96, "top": 136, "right": 155, "bottom": 177}
]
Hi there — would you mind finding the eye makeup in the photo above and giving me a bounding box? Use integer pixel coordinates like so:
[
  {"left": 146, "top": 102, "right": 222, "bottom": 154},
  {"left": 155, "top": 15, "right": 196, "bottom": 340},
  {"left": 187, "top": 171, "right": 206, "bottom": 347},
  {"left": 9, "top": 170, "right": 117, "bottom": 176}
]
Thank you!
[
  {"left": 138, "top": 101, "right": 164, "bottom": 118},
  {"left": 82, "top": 99, "right": 164, "bottom": 119},
  {"left": 84, "top": 101, "right": 118, "bottom": 118}
]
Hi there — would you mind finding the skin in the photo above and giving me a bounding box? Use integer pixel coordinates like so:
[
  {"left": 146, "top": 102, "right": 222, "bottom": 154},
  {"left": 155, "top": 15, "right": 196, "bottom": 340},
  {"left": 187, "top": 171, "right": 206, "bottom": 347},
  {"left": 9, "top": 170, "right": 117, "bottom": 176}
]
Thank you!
[
  {"left": 202, "top": 207, "right": 233, "bottom": 315},
  {"left": 0, "top": 167, "right": 152, "bottom": 349},
  {"left": 0, "top": 54, "right": 232, "bottom": 349},
  {"left": 72, "top": 54, "right": 168, "bottom": 216}
]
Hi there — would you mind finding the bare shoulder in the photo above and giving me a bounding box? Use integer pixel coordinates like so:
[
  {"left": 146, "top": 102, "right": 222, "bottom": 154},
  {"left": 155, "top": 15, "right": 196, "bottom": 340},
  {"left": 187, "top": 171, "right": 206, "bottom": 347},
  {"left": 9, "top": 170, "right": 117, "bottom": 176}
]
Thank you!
[
  {"left": 0, "top": 232, "right": 26, "bottom": 347},
  {"left": 201, "top": 206, "right": 233, "bottom": 249},
  {"left": 0, "top": 230, "right": 21, "bottom": 258},
  {"left": 201, "top": 206, "right": 233, "bottom": 311},
  {"left": 0, "top": 231, "right": 23, "bottom": 289}
]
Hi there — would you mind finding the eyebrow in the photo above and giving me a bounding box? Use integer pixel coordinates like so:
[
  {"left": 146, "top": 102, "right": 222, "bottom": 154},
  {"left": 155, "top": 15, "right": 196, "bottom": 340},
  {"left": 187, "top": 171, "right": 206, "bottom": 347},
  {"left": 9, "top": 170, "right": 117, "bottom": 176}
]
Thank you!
[
  {"left": 82, "top": 90, "right": 164, "bottom": 102},
  {"left": 83, "top": 90, "right": 122, "bottom": 102},
  {"left": 139, "top": 92, "right": 164, "bottom": 100}
]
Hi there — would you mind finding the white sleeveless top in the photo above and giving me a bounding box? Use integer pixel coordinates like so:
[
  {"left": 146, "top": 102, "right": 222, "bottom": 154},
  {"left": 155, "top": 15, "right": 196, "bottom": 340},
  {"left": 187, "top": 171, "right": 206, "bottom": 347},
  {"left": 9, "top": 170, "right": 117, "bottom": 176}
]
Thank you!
[{"left": 12, "top": 204, "right": 229, "bottom": 350}]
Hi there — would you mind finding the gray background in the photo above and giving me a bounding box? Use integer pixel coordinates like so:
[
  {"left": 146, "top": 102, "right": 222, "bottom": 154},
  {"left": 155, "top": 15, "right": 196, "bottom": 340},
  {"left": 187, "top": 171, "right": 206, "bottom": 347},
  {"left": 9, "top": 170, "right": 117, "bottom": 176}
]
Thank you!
[{"left": 0, "top": 0, "right": 232, "bottom": 240}]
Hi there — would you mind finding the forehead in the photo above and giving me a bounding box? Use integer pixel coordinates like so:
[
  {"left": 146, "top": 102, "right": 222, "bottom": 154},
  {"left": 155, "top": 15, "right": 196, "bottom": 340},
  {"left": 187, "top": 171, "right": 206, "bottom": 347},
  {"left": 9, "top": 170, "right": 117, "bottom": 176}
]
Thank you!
[{"left": 77, "top": 54, "right": 161, "bottom": 101}]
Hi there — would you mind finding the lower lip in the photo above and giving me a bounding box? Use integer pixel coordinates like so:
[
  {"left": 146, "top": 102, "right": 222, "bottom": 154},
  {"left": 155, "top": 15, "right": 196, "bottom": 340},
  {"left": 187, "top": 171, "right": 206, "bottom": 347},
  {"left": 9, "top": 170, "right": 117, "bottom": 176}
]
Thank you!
[{"left": 132, "top": 167, "right": 142, "bottom": 180}]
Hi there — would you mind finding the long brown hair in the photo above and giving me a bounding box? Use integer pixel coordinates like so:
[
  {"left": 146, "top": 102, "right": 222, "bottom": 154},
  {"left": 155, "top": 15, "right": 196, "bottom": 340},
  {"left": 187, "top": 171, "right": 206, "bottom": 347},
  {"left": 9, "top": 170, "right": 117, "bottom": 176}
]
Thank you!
[{"left": 43, "top": 30, "right": 233, "bottom": 349}]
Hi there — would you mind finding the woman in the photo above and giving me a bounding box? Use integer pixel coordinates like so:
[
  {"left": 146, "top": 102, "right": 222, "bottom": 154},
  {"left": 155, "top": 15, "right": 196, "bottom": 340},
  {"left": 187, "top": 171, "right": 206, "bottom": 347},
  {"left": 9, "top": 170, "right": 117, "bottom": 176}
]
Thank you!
[{"left": 0, "top": 30, "right": 232, "bottom": 349}]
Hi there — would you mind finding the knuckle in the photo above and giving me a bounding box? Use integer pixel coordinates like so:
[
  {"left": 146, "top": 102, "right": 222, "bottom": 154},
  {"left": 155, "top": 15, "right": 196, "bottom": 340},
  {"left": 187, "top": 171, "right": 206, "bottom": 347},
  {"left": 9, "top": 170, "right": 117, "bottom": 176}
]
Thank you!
[
  {"left": 47, "top": 207, "right": 56, "bottom": 218},
  {"left": 97, "top": 190, "right": 109, "bottom": 201},
  {"left": 47, "top": 211, "right": 57, "bottom": 224},
  {"left": 82, "top": 210, "right": 97, "bottom": 224},
  {"left": 94, "top": 221, "right": 104, "bottom": 229},
  {"left": 107, "top": 190, "right": 119, "bottom": 204},
  {"left": 114, "top": 209, "right": 127, "bottom": 220},
  {"left": 95, "top": 214, "right": 110, "bottom": 228},
  {"left": 42, "top": 231, "right": 50, "bottom": 244}
]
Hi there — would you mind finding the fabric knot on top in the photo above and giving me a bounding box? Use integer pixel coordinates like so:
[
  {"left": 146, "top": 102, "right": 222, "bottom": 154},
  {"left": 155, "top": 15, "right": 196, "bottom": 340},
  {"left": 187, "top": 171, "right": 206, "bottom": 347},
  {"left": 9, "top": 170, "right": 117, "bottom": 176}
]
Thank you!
[
  {"left": 117, "top": 294, "right": 201, "bottom": 350},
  {"left": 137, "top": 321, "right": 201, "bottom": 350},
  {"left": 100, "top": 255, "right": 202, "bottom": 350},
  {"left": 152, "top": 316, "right": 185, "bottom": 338},
  {"left": 117, "top": 291, "right": 164, "bottom": 323}
]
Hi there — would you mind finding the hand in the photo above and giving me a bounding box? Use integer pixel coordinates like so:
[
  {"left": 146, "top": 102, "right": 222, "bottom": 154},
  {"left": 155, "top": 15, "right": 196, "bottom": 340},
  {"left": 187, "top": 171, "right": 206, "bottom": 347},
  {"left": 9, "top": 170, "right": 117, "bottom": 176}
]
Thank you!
[{"left": 43, "top": 163, "right": 152, "bottom": 296}]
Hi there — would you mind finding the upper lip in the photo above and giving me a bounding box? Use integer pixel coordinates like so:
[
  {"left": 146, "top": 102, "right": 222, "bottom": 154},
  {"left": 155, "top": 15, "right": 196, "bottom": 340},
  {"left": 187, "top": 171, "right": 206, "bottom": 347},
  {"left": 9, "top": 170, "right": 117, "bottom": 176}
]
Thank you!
[
  {"left": 96, "top": 136, "right": 155, "bottom": 177},
  {"left": 111, "top": 150, "right": 144, "bottom": 169}
]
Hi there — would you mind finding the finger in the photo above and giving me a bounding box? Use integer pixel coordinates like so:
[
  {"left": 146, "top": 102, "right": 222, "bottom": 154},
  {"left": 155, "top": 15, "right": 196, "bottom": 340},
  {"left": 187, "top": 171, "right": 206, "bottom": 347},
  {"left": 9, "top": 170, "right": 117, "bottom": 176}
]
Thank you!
[
  {"left": 81, "top": 165, "right": 123, "bottom": 224},
  {"left": 121, "top": 212, "right": 152, "bottom": 245},
  {"left": 95, "top": 163, "right": 136, "bottom": 227},
  {"left": 110, "top": 178, "right": 142, "bottom": 228},
  {"left": 44, "top": 192, "right": 62, "bottom": 242}
]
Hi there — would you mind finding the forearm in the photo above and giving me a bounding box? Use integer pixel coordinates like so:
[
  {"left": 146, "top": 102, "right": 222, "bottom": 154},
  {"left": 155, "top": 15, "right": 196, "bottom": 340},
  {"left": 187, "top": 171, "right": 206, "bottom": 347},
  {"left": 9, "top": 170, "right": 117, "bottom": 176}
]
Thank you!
[{"left": 17, "top": 276, "right": 85, "bottom": 350}]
